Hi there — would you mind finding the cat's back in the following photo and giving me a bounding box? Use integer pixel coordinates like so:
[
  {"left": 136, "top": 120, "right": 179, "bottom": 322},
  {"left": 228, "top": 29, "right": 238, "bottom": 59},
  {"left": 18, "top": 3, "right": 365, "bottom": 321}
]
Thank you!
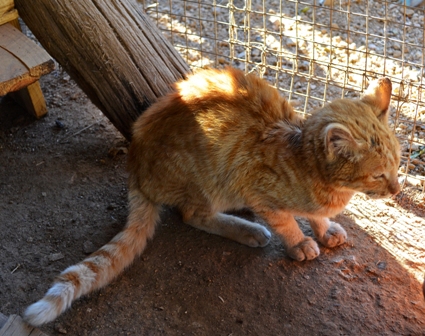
[{"left": 132, "top": 67, "right": 300, "bottom": 143}]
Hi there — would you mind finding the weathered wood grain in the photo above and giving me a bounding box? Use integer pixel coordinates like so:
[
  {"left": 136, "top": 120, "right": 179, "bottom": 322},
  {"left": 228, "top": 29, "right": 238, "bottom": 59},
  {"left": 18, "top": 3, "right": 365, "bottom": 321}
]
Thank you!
[
  {"left": 0, "top": 0, "right": 13, "bottom": 17},
  {"left": 0, "top": 314, "right": 48, "bottom": 336},
  {"left": 14, "top": 0, "right": 190, "bottom": 140},
  {"left": 0, "top": 23, "right": 55, "bottom": 96},
  {"left": 0, "top": 8, "right": 18, "bottom": 26}
]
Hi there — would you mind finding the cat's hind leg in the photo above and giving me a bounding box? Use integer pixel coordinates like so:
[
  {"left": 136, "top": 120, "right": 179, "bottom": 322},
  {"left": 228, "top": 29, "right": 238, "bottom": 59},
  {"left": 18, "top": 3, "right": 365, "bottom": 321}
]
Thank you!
[
  {"left": 308, "top": 217, "right": 347, "bottom": 248},
  {"left": 183, "top": 210, "right": 271, "bottom": 248}
]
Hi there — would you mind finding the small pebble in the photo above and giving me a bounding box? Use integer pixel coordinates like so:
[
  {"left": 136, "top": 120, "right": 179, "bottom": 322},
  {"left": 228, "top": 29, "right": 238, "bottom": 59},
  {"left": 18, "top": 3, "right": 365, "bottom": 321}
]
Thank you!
[
  {"left": 49, "top": 252, "right": 64, "bottom": 262},
  {"left": 331, "top": 257, "right": 344, "bottom": 266},
  {"left": 237, "top": 51, "right": 246, "bottom": 58},
  {"left": 410, "top": 143, "right": 421, "bottom": 151},
  {"left": 107, "top": 203, "right": 118, "bottom": 210},
  {"left": 377, "top": 261, "right": 387, "bottom": 270},
  {"left": 55, "top": 323, "right": 67, "bottom": 334},
  {"left": 55, "top": 120, "right": 65, "bottom": 129},
  {"left": 251, "top": 49, "right": 261, "bottom": 57},
  {"left": 404, "top": 8, "right": 415, "bottom": 17},
  {"left": 83, "top": 241, "right": 97, "bottom": 254},
  {"left": 393, "top": 50, "right": 402, "bottom": 58}
]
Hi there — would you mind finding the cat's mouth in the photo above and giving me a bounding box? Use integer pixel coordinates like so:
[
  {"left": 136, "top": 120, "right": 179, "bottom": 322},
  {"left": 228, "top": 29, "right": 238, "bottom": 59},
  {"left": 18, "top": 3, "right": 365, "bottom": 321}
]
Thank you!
[
  {"left": 365, "top": 191, "right": 391, "bottom": 199},
  {"left": 365, "top": 192, "right": 378, "bottom": 199}
]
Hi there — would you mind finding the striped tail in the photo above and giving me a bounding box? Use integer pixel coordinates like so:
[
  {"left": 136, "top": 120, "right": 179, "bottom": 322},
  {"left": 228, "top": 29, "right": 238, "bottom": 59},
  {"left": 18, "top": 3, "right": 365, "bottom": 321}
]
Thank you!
[{"left": 24, "top": 190, "right": 160, "bottom": 326}]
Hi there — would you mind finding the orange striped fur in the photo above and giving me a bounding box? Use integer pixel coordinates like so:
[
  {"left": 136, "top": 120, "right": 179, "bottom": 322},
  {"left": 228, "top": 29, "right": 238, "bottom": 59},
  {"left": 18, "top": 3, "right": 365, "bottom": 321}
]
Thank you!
[{"left": 24, "top": 67, "right": 400, "bottom": 326}]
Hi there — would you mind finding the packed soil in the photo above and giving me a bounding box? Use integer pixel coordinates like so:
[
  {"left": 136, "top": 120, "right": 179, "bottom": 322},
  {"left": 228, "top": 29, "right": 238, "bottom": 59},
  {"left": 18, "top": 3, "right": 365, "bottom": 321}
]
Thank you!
[{"left": 1, "top": 65, "right": 425, "bottom": 336}]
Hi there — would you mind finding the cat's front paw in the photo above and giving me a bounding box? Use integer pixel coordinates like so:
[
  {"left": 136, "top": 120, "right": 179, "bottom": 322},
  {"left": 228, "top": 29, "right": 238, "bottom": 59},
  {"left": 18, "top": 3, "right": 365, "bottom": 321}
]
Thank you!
[
  {"left": 319, "top": 222, "right": 347, "bottom": 248},
  {"left": 287, "top": 237, "right": 320, "bottom": 261}
]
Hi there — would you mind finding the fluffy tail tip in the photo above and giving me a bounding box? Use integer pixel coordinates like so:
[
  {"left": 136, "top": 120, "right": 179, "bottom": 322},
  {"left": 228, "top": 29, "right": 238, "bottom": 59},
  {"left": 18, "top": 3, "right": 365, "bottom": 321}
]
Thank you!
[{"left": 24, "top": 300, "right": 59, "bottom": 327}]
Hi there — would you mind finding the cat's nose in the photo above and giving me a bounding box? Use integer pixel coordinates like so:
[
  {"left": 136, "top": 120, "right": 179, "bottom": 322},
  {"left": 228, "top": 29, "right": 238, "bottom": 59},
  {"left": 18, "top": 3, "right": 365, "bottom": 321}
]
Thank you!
[{"left": 388, "top": 179, "right": 400, "bottom": 195}]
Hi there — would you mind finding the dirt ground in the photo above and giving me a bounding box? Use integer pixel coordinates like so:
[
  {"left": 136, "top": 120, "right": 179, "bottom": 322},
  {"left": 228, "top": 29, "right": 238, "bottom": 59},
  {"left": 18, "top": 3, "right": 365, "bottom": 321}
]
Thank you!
[{"left": 1, "top": 67, "right": 425, "bottom": 336}]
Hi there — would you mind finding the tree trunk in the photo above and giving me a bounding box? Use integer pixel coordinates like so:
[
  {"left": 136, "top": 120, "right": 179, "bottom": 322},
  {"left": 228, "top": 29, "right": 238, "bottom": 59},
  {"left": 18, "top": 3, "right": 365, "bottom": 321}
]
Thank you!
[{"left": 14, "top": 0, "right": 190, "bottom": 140}]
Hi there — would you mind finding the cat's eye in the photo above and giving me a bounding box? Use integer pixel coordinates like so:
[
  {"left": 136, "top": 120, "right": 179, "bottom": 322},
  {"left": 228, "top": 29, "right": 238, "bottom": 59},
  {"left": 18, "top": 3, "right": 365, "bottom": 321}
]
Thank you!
[{"left": 372, "top": 173, "right": 385, "bottom": 179}]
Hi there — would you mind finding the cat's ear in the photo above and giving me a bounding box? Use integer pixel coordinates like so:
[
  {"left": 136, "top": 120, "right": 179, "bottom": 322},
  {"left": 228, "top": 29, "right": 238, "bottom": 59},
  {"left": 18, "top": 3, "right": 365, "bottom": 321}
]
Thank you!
[
  {"left": 361, "top": 77, "right": 392, "bottom": 123},
  {"left": 324, "top": 123, "right": 361, "bottom": 161}
]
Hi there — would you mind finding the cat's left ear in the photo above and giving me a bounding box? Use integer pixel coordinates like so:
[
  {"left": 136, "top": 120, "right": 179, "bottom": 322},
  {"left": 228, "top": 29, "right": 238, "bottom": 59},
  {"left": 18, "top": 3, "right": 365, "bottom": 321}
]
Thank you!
[
  {"left": 324, "top": 123, "right": 362, "bottom": 161},
  {"left": 361, "top": 77, "right": 392, "bottom": 123}
]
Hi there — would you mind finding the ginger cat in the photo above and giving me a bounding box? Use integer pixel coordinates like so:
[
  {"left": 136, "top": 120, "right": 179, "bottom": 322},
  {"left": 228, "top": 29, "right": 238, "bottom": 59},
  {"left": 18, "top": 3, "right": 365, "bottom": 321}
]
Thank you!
[{"left": 25, "top": 67, "right": 400, "bottom": 326}]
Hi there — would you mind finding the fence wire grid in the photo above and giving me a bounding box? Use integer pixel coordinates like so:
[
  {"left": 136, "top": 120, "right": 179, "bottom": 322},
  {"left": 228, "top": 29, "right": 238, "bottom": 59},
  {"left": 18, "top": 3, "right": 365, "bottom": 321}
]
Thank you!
[{"left": 140, "top": 0, "right": 425, "bottom": 196}]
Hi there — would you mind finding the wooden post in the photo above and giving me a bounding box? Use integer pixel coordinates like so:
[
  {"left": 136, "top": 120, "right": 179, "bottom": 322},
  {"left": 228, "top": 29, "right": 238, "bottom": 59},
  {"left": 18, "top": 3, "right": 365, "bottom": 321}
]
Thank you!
[
  {"left": 10, "top": 82, "right": 48, "bottom": 118},
  {"left": 14, "top": 0, "right": 190, "bottom": 140}
]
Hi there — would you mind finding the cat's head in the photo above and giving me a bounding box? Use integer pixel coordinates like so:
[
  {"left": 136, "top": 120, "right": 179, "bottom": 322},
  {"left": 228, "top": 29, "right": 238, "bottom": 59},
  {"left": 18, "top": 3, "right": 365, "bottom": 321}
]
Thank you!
[{"left": 309, "top": 78, "right": 401, "bottom": 199}]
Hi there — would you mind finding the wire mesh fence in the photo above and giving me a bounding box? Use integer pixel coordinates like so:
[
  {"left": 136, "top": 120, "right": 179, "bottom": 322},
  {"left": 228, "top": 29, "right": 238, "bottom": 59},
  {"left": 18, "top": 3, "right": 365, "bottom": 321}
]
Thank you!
[{"left": 140, "top": 0, "right": 425, "bottom": 196}]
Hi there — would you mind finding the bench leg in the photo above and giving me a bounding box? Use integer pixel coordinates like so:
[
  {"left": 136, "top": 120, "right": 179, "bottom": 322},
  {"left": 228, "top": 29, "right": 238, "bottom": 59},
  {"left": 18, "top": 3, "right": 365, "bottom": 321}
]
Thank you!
[{"left": 9, "top": 81, "right": 48, "bottom": 118}]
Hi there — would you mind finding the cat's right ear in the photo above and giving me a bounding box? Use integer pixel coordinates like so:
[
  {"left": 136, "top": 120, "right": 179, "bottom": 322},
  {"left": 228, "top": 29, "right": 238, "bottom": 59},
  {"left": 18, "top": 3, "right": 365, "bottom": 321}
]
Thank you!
[
  {"left": 361, "top": 77, "right": 392, "bottom": 123},
  {"left": 324, "top": 123, "right": 361, "bottom": 161}
]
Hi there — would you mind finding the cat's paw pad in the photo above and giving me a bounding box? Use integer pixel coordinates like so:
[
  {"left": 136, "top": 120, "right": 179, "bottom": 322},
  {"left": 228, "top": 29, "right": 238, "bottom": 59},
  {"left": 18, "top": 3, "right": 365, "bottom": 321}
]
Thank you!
[
  {"left": 242, "top": 226, "right": 271, "bottom": 247},
  {"left": 320, "top": 222, "right": 347, "bottom": 248},
  {"left": 287, "top": 237, "right": 320, "bottom": 261}
]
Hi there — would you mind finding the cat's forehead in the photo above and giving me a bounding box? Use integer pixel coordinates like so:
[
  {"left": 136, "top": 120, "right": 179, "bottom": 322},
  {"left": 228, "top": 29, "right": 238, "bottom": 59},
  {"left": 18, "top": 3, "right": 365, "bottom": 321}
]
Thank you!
[
  {"left": 368, "top": 128, "right": 400, "bottom": 166},
  {"left": 338, "top": 101, "right": 395, "bottom": 140}
]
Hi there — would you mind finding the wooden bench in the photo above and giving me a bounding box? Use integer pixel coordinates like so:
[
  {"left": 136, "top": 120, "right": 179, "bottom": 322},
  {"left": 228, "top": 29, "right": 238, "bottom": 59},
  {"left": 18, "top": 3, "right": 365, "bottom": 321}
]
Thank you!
[{"left": 0, "top": 0, "right": 54, "bottom": 118}]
